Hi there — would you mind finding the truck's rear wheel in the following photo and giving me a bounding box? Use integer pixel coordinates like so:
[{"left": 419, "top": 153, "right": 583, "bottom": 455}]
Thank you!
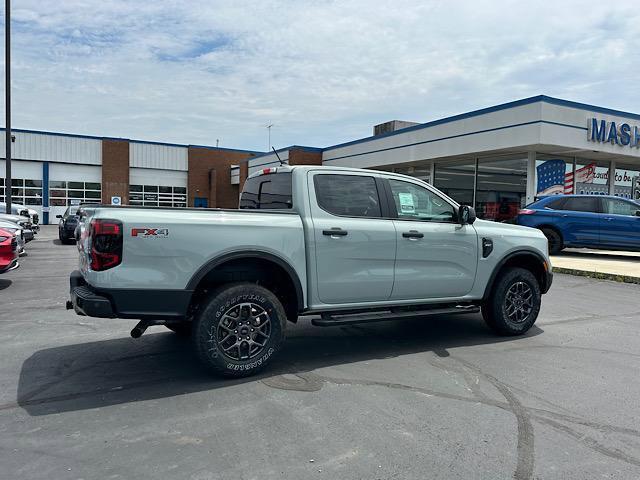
[
  {"left": 482, "top": 267, "right": 541, "bottom": 336},
  {"left": 193, "top": 283, "right": 286, "bottom": 377}
]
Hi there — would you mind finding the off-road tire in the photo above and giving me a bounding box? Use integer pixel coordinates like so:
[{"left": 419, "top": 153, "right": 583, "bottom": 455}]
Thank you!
[
  {"left": 193, "top": 283, "right": 286, "bottom": 378},
  {"left": 482, "top": 267, "right": 541, "bottom": 336},
  {"left": 541, "top": 227, "right": 563, "bottom": 255}
]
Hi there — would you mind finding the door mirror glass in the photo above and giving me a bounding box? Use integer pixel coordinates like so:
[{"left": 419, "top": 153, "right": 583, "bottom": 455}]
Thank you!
[{"left": 459, "top": 205, "right": 476, "bottom": 225}]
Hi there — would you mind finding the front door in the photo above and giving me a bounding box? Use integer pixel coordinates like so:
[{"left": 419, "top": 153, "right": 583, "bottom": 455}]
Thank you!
[
  {"left": 600, "top": 197, "right": 640, "bottom": 248},
  {"left": 556, "top": 196, "right": 601, "bottom": 246},
  {"left": 386, "top": 178, "right": 478, "bottom": 300},
  {"left": 308, "top": 172, "right": 396, "bottom": 305}
]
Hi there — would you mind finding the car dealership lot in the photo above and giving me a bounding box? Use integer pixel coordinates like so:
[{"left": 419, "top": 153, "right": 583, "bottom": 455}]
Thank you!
[{"left": 1, "top": 227, "right": 639, "bottom": 480}]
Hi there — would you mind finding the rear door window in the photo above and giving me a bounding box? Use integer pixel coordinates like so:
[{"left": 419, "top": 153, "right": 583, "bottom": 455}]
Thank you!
[
  {"left": 603, "top": 198, "right": 639, "bottom": 216},
  {"left": 240, "top": 172, "right": 293, "bottom": 209},
  {"left": 314, "top": 174, "right": 382, "bottom": 217},
  {"left": 559, "top": 197, "right": 600, "bottom": 213}
]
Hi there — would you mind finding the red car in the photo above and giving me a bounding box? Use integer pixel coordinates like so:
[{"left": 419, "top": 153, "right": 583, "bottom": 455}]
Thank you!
[{"left": 0, "top": 228, "right": 19, "bottom": 274}]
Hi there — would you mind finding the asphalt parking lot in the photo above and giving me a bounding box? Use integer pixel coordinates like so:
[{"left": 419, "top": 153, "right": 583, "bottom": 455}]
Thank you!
[{"left": 1, "top": 227, "right": 639, "bottom": 480}]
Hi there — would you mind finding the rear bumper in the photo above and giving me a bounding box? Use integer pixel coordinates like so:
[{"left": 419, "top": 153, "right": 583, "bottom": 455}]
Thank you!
[
  {"left": 69, "top": 270, "right": 115, "bottom": 317},
  {"left": 0, "top": 257, "right": 19, "bottom": 274},
  {"left": 68, "top": 270, "right": 192, "bottom": 319}
]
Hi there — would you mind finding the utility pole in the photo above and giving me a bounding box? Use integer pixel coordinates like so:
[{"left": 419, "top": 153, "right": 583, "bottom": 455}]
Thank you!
[
  {"left": 4, "top": 0, "right": 11, "bottom": 214},
  {"left": 266, "top": 123, "right": 273, "bottom": 151}
]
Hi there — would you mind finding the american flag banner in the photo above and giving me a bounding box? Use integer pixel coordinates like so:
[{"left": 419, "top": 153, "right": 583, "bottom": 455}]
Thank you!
[{"left": 537, "top": 160, "right": 596, "bottom": 196}]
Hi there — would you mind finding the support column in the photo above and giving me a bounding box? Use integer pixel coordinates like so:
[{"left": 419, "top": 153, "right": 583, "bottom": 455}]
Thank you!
[
  {"left": 42, "top": 161, "right": 49, "bottom": 224},
  {"left": 526, "top": 151, "right": 537, "bottom": 204},
  {"left": 608, "top": 160, "right": 616, "bottom": 195}
]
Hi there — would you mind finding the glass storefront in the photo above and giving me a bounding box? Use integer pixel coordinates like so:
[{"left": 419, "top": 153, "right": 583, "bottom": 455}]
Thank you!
[
  {"left": 476, "top": 155, "right": 527, "bottom": 222},
  {"left": 433, "top": 160, "right": 475, "bottom": 206},
  {"left": 614, "top": 164, "right": 640, "bottom": 199},
  {"left": 384, "top": 152, "right": 640, "bottom": 222}
]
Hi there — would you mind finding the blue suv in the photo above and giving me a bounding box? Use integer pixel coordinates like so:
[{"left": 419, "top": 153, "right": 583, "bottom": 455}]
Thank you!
[{"left": 517, "top": 195, "right": 640, "bottom": 254}]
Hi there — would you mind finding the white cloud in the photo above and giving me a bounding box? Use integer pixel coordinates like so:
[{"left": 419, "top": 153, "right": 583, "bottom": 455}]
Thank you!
[{"left": 2, "top": 0, "right": 639, "bottom": 151}]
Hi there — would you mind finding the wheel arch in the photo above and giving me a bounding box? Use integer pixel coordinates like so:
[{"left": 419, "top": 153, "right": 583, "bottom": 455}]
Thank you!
[
  {"left": 186, "top": 251, "right": 305, "bottom": 322},
  {"left": 483, "top": 250, "right": 551, "bottom": 300}
]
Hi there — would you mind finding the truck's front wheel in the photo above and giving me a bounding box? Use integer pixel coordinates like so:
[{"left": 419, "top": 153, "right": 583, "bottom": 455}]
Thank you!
[
  {"left": 482, "top": 267, "right": 541, "bottom": 336},
  {"left": 193, "top": 283, "right": 286, "bottom": 377}
]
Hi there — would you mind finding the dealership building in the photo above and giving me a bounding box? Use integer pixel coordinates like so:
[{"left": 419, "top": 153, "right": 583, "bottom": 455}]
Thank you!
[{"left": 2, "top": 95, "right": 640, "bottom": 224}]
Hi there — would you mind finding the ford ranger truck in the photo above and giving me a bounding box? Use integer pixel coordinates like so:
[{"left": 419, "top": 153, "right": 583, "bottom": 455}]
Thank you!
[{"left": 68, "top": 166, "right": 553, "bottom": 377}]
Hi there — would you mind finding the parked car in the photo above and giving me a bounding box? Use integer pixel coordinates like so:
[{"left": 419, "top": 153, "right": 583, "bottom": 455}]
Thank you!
[
  {"left": 0, "top": 228, "right": 19, "bottom": 273},
  {"left": 57, "top": 206, "right": 81, "bottom": 243},
  {"left": 0, "top": 203, "right": 39, "bottom": 233},
  {"left": 517, "top": 194, "right": 640, "bottom": 254},
  {"left": 0, "top": 220, "right": 26, "bottom": 256},
  {"left": 67, "top": 165, "right": 552, "bottom": 378},
  {"left": 0, "top": 213, "right": 33, "bottom": 238}
]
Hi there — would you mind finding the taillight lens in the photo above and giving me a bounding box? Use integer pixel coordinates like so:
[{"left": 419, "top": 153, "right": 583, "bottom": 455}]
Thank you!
[
  {"left": 518, "top": 209, "right": 536, "bottom": 215},
  {"left": 90, "top": 219, "right": 123, "bottom": 271}
]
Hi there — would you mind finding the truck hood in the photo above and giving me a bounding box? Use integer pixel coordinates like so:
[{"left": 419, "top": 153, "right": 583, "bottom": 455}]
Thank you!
[{"left": 473, "top": 219, "right": 545, "bottom": 238}]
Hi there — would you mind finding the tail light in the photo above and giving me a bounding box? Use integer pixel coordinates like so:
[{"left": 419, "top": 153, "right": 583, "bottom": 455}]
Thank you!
[
  {"left": 89, "top": 219, "right": 123, "bottom": 271},
  {"left": 518, "top": 209, "right": 536, "bottom": 215}
]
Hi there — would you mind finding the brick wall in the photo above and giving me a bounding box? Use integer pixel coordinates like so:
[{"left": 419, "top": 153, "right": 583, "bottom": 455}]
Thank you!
[
  {"left": 102, "top": 139, "right": 130, "bottom": 204},
  {"left": 188, "top": 147, "right": 256, "bottom": 208},
  {"left": 288, "top": 148, "right": 322, "bottom": 166}
]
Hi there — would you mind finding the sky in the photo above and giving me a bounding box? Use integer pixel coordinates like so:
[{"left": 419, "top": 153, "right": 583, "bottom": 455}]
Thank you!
[{"left": 1, "top": 0, "right": 639, "bottom": 152}]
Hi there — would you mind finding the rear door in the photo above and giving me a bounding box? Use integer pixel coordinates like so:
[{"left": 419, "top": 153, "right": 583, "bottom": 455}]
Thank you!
[
  {"left": 385, "top": 178, "right": 478, "bottom": 300},
  {"left": 308, "top": 171, "right": 396, "bottom": 305},
  {"left": 600, "top": 198, "right": 640, "bottom": 248},
  {"left": 556, "top": 196, "right": 601, "bottom": 246}
]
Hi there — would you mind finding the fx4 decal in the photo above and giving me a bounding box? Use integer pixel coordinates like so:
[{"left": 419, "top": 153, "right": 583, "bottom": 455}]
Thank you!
[{"left": 131, "top": 228, "right": 169, "bottom": 237}]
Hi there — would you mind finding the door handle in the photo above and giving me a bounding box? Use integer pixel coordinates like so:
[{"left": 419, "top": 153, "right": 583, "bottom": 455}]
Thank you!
[
  {"left": 323, "top": 228, "right": 348, "bottom": 237},
  {"left": 605, "top": 217, "right": 613, "bottom": 221},
  {"left": 402, "top": 230, "right": 424, "bottom": 239}
]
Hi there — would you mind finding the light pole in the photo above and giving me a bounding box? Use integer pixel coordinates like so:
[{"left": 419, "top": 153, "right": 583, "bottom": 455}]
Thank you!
[{"left": 4, "top": 0, "right": 11, "bottom": 214}]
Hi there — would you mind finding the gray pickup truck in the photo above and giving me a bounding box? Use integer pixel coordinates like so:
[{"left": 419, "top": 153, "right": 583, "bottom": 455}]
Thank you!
[{"left": 68, "top": 165, "right": 552, "bottom": 377}]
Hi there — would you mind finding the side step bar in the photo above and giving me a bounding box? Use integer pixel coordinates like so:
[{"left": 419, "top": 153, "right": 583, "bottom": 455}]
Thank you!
[{"left": 311, "top": 305, "right": 480, "bottom": 327}]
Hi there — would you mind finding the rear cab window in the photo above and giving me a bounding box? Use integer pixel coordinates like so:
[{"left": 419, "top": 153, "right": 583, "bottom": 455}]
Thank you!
[
  {"left": 240, "top": 172, "right": 293, "bottom": 210},
  {"left": 313, "top": 174, "right": 381, "bottom": 217}
]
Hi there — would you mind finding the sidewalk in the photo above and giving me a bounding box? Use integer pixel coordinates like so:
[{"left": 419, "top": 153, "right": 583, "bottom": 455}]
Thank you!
[{"left": 551, "top": 248, "right": 640, "bottom": 284}]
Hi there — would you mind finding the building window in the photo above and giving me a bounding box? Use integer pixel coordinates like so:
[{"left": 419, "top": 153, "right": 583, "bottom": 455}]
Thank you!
[
  {"left": 0, "top": 177, "right": 43, "bottom": 205},
  {"left": 574, "top": 159, "right": 610, "bottom": 195},
  {"left": 49, "top": 180, "right": 101, "bottom": 206},
  {"left": 129, "top": 184, "right": 187, "bottom": 207},
  {"left": 433, "top": 160, "right": 475, "bottom": 206},
  {"left": 476, "top": 155, "right": 527, "bottom": 221},
  {"left": 614, "top": 164, "right": 640, "bottom": 199},
  {"left": 392, "top": 165, "right": 431, "bottom": 183}
]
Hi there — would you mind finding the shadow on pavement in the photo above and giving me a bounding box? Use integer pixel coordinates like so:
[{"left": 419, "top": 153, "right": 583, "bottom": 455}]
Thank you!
[
  {"left": 52, "top": 239, "right": 76, "bottom": 246},
  {"left": 15, "top": 314, "right": 542, "bottom": 416},
  {"left": 0, "top": 279, "right": 12, "bottom": 290}
]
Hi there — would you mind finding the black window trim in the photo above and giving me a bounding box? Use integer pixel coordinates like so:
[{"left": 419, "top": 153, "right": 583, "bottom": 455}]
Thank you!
[
  {"left": 312, "top": 172, "right": 386, "bottom": 220},
  {"left": 381, "top": 177, "right": 459, "bottom": 224}
]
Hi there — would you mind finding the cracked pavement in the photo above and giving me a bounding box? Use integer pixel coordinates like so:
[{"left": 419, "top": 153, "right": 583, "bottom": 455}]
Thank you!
[{"left": 1, "top": 227, "right": 639, "bottom": 479}]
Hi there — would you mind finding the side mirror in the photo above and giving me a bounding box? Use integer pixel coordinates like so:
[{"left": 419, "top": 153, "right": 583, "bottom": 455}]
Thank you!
[
  {"left": 56, "top": 215, "right": 62, "bottom": 219},
  {"left": 635, "top": 210, "right": 640, "bottom": 217},
  {"left": 459, "top": 205, "right": 476, "bottom": 225}
]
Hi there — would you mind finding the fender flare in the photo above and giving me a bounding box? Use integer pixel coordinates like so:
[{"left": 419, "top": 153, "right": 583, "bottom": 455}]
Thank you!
[
  {"left": 186, "top": 250, "right": 305, "bottom": 312},
  {"left": 482, "top": 249, "right": 551, "bottom": 300}
]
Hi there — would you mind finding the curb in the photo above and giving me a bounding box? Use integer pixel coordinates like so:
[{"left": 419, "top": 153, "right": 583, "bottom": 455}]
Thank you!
[{"left": 552, "top": 266, "right": 640, "bottom": 285}]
